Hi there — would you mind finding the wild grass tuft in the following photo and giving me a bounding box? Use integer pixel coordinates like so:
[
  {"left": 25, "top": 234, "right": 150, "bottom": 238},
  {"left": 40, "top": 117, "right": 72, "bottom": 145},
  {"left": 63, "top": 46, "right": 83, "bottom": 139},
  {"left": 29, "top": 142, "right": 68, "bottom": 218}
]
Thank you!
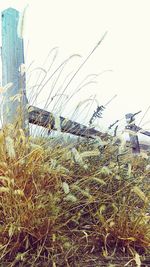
[{"left": 0, "top": 124, "right": 149, "bottom": 266}]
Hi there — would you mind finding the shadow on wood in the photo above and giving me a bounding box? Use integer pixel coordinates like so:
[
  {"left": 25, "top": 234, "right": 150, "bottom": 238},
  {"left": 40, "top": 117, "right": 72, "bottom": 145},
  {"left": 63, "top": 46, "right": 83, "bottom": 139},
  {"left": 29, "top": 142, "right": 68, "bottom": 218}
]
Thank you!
[{"left": 28, "top": 106, "right": 105, "bottom": 139}]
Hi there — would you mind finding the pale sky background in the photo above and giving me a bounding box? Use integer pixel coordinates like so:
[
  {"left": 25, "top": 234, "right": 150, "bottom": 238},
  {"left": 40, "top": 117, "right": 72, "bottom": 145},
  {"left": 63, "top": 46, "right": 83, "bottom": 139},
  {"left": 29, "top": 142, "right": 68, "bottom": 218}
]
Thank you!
[{"left": 0, "top": 0, "right": 150, "bottom": 141}]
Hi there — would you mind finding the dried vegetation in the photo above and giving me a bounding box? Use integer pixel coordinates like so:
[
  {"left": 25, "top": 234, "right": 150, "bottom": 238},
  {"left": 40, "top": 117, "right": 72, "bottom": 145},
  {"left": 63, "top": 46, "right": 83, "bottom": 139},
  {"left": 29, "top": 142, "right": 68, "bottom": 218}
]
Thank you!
[{"left": 0, "top": 124, "right": 149, "bottom": 266}]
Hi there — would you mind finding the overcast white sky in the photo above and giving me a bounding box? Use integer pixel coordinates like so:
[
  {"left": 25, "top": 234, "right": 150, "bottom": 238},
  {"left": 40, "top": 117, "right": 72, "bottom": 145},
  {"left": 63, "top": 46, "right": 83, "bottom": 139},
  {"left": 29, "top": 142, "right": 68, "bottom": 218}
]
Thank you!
[{"left": 0, "top": 0, "right": 150, "bottom": 140}]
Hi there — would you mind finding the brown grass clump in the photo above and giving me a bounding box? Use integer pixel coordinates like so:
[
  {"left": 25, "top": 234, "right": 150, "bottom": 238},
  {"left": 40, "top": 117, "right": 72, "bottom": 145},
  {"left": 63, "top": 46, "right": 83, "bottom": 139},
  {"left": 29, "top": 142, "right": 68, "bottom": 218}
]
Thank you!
[{"left": 0, "top": 125, "right": 149, "bottom": 266}]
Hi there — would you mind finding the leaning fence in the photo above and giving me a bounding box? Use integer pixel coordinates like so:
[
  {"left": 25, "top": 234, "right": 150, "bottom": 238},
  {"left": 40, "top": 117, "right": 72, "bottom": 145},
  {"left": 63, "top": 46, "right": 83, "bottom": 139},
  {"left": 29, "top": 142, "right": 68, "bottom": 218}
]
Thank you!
[{"left": 1, "top": 8, "right": 150, "bottom": 154}]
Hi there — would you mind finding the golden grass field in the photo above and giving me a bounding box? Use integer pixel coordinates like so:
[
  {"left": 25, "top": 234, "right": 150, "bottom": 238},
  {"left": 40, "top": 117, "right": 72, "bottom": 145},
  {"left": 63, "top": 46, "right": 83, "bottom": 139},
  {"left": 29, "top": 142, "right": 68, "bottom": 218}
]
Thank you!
[{"left": 0, "top": 124, "right": 149, "bottom": 266}]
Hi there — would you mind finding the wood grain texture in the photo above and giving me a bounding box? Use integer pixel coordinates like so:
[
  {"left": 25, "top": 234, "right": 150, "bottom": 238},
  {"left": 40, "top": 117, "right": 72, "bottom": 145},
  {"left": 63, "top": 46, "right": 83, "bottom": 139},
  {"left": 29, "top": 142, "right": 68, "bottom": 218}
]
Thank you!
[
  {"left": 1, "top": 8, "right": 28, "bottom": 132},
  {"left": 28, "top": 105, "right": 105, "bottom": 138}
]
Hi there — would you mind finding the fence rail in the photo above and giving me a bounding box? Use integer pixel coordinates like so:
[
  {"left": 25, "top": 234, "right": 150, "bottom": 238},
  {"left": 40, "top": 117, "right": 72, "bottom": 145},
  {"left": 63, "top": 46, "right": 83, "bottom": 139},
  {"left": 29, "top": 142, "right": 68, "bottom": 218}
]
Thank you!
[
  {"left": 1, "top": 8, "right": 150, "bottom": 154},
  {"left": 28, "top": 106, "right": 150, "bottom": 151},
  {"left": 125, "top": 124, "right": 150, "bottom": 137},
  {"left": 28, "top": 106, "right": 105, "bottom": 138}
]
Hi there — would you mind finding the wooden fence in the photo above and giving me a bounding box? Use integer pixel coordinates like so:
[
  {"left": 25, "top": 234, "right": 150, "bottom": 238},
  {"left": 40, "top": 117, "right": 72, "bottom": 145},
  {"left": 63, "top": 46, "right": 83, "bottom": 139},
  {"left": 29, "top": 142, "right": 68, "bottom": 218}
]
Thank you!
[{"left": 1, "top": 8, "right": 150, "bottom": 154}]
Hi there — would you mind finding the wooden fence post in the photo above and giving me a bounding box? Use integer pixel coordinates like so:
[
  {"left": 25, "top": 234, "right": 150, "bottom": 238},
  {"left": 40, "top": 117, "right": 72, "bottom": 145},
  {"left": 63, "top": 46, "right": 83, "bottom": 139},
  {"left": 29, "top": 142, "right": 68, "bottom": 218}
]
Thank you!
[
  {"left": 125, "top": 113, "right": 140, "bottom": 154},
  {"left": 1, "top": 8, "right": 28, "bottom": 134}
]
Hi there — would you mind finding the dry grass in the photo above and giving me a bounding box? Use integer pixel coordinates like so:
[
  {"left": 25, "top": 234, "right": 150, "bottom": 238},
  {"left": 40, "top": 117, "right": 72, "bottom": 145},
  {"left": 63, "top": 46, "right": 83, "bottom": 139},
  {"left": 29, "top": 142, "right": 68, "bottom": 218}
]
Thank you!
[{"left": 0, "top": 124, "right": 149, "bottom": 266}]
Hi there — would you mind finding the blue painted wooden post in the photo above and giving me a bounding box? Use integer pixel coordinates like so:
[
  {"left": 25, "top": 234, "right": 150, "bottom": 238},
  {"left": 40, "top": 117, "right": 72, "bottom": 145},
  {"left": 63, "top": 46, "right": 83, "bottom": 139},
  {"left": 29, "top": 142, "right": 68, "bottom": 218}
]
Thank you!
[{"left": 1, "top": 8, "right": 28, "bottom": 133}]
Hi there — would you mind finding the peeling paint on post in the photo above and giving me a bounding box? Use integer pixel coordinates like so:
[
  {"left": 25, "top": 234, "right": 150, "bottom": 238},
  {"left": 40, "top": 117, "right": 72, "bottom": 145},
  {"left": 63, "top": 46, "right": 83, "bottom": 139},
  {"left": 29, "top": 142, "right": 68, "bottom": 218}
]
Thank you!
[{"left": 1, "top": 8, "right": 28, "bottom": 133}]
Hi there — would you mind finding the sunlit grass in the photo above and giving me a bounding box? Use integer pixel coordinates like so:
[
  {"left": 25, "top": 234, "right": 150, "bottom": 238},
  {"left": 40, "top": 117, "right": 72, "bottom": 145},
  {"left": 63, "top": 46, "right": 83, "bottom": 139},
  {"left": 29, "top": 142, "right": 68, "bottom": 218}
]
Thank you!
[
  {"left": 0, "top": 36, "right": 150, "bottom": 265},
  {"left": 0, "top": 122, "right": 149, "bottom": 266}
]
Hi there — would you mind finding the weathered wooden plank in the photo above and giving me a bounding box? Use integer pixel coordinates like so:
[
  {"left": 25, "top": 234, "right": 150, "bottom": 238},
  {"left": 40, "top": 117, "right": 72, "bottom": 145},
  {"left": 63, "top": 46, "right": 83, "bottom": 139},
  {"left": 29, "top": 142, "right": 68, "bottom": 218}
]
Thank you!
[
  {"left": 126, "top": 124, "right": 150, "bottom": 137},
  {"left": 1, "top": 8, "right": 28, "bottom": 133},
  {"left": 28, "top": 106, "right": 105, "bottom": 138}
]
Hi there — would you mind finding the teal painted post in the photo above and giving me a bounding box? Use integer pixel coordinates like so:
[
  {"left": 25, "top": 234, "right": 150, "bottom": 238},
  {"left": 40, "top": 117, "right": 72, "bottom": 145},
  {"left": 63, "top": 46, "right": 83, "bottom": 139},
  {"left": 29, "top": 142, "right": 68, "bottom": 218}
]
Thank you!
[{"left": 1, "top": 8, "right": 28, "bottom": 133}]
